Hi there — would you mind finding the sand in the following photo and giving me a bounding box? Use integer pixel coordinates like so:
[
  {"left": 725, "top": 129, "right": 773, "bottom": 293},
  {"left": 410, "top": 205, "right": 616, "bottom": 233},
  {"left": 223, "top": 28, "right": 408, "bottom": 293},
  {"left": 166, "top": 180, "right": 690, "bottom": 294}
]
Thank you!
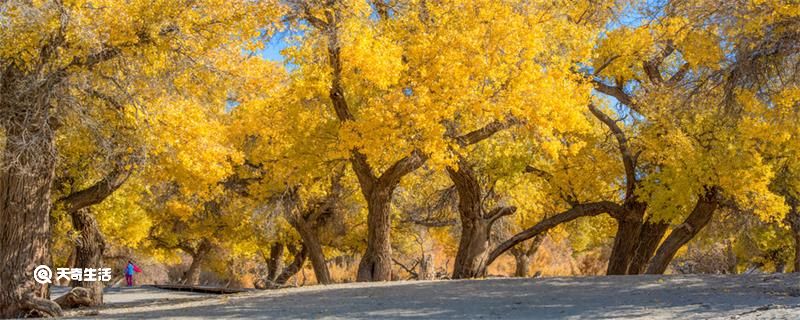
[{"left": 57, "top": 273, "right": 800, "bottom": 319}]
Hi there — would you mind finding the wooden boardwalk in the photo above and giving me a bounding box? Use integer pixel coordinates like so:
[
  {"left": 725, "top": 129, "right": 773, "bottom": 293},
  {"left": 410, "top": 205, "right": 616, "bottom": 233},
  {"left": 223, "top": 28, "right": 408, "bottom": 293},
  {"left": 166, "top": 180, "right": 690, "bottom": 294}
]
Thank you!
[{"left": 152, "top": 284, "right": 251, "bottom": 294}]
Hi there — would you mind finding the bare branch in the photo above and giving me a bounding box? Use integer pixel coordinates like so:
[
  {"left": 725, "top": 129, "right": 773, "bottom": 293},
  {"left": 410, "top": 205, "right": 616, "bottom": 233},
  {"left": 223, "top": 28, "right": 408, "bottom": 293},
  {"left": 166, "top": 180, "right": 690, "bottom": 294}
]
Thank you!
[
  {"left": 487, "top": 206, "right": 517, "bottom": 226},
  {"left": 452, "top": 117, "right": 519, "bottom": 147},
  {"left": 524, "top": 165, "right": 554, "bottom": 181},
  {"left": 487, "top": 201, "right": 623, "bottom": 266},
  {"left": 591, "top": 79, "right": 637, "bottom": 110},
  {"left": 588, "top": 103, "right": 637, "bottom": 199}
]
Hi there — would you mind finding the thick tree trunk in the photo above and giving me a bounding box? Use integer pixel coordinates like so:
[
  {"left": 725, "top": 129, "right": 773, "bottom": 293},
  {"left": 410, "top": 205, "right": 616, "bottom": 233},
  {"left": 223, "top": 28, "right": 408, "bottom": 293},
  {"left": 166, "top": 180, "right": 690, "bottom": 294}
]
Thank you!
[
  {"left": 627, "top": 221, "right": 669, "bottom": 274},
  {"left": 184, "top": 256, "right": 204, "bottom": 286},
  {"left": 607, "top": 204, "right": 645, "bottom": 275},
  {"left": 267, "top": 242, "right": 284, "bottom": 282},
  {"left": 514, "top": 254, "right": 531, "bottom": 277},
  {"left": 646, "top": 188, "right": 718, "bottom": 274},
  {"left": 449, "top": 163, "right": 488, "bottom": 279},
  {"left": 607, "top": 217, "right": 642, "bottom": 275},
  {"left": 453, "top": 217, "right": 491, "bottom": 279},
  {"left": 357, "top": 186, "right": 394, "bottom": 282},
  {"left": 0, "top": 124, "right": 63, "bottom": 317},
  {"left": 447, "top": 165, "right": 515, "bottom": 279},
  {"left": 291, "top": 218, "right": 331, "bottom": 285},
  {"left": 183, "top": 240, "right": 212, "bottom": 286},
  {"left": 786, "top": 197, "right": 800, "bottom": 273},
  {"left": 275, "top": 245, "right": 308, "bottom": 285},
  {"left": 70, "top": 208, "right": 106, "bottom": 306}
]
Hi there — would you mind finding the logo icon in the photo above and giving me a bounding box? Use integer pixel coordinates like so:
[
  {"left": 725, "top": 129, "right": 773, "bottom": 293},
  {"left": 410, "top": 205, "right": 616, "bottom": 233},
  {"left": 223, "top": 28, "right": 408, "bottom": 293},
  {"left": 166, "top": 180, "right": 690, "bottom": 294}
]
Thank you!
[{"left": 33, "top": 265, "right": 52, "bottom": 284}]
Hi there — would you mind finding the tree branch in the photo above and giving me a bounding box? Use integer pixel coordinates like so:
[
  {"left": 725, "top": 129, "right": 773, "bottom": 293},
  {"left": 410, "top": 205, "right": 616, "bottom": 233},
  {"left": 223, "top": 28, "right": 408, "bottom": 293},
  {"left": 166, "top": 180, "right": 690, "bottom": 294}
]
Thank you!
[
  {"left": 392, "top": 258, "right": 419, "bottom": 279},
  {"left": 524, "top": 165, "right": 554, "bottom": 181},
  {"left": 487, "top": 201, "right": 622, "bottom": 266},
  {"left": 487, "top": 206, "right": 517, "bottom": 226},
  {"left": 588, "top": 103, "right": 637, "bottom": 199},
  {"left": 591, "top": 79, "right": 637, "bottom": 110},
  {"left": 666, "top": 62, "right": 690, "bottom": 85},
  {"left": 58, "top": 168, "right": 131, "bottom": 213},
  {"left": 642, "top": 43, "right": 676, "bottom": 84},
  {"left": 452, "top": 117, "right": 519, "bottom": 147},
  {"left": 377, "top": 149, "right": 427, "bottom": 190}
]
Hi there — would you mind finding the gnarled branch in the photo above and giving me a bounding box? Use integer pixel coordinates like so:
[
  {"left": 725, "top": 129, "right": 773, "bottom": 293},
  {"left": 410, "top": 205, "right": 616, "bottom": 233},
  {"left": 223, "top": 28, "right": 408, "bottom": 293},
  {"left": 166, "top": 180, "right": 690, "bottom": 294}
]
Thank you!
[
  {"left": 58, "top": 167, "right": 131, "bottom": 213},
  {"left": 487, "top": 201, "right": 622, "bottom": 266}
]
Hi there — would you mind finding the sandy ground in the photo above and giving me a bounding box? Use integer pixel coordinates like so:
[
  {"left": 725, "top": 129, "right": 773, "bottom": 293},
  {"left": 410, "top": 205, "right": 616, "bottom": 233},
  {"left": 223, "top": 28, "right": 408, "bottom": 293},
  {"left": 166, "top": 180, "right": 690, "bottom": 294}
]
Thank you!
[{"left": 56, "top": 273, "right": 800, "bottom": 319}]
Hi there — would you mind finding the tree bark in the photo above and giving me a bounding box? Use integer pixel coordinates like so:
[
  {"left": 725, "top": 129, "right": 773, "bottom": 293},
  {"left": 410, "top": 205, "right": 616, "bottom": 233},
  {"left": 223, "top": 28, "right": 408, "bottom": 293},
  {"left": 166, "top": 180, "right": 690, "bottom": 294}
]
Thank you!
[
  {"left": 513, "top": 253, "right": 531, "bottom": 277},
  {"left": 607, "top": 204, "right": 646, "bottom": 275},
  {"left": 447, "top": 165, "right": 516, "bottom": 279},
  {"left": 449, "top": 165, "right": 488, "bottom": 279},
  {"left": 418, "top": 253, "right": 434, "bottom": 280},
  {"left": 267, "top": 242, "right": 284, "bottom": 282},
  {"left": 53, "top": 287, "right": 91, "bottom": 310},
  {"left": 56, "top": 154, "right": 131, "bottom": 304},
  {"left": 511, "top": 233, "right": 546, "bottom": 277},
  {"left": 356, "top": 186, "right": 395, "bottom": 281},
  {"left": 183, "top": 240, "right": 212, "bottom": 286},
  {"left": 275, "top": 245, "right": 308, "bottom": 285},
  {"left": 0, "top": 123, "right": 63, "bottom": 317},
  {"left": 317, "top": 7, "right": 427, "bottom": 282},
  {"left": 453, "top": 217, "right": 492, "bottom": 279},
  {"left": 487, "top": 201, "right": 621, "bottom": 267},
  {"left": 646, "top": 188, "right": 719, "bottom": 274},
  {"left": 417, "top": 226, "right": 435, "bottom": 280},
  {"left": 627, "top": 221, "right": 669, "bottom": 274},
  {"left": 291, "top": 217, "right": 331, "bottom": 285},
  {"left": 786, "top": 197, "right": 800, "bottom": 273},
  {"left": 69, "top": 208, "right": 106, "bottom": 306}
]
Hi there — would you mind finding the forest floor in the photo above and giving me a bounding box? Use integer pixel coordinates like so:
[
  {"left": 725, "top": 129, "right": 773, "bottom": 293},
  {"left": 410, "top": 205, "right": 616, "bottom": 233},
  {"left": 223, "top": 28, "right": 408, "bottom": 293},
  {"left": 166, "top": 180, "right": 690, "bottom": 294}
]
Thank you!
[{"left": 57, "top": 273, "right": 800, "bottom": 319}]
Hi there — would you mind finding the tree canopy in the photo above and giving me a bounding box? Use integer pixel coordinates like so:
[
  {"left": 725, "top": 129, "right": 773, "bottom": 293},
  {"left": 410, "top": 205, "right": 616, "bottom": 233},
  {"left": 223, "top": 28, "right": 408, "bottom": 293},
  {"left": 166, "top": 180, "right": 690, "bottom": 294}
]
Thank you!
[{"left": 1, "top": 0, "right": 799, "bottom": 316}]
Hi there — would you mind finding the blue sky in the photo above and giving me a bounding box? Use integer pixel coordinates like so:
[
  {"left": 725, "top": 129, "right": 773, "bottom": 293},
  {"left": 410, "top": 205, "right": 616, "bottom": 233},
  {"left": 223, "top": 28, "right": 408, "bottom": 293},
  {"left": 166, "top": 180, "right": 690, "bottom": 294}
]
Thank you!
[{"left": 258, "top": 30, "right": 291, "bottom": 63}]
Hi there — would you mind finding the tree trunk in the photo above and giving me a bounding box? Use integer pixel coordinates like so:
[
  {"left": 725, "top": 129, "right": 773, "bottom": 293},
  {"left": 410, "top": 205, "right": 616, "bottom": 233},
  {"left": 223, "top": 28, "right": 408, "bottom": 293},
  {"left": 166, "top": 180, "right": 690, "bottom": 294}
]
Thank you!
[
  {"left": 0, "top": 124, "right": 63, "bottom": 317},
  {"left": 267, "top": 242, "right": 284, "bottom": 282},
  {"left": 627, "top": 221, "right": 669, "bottom": 274},
  {"left": 70, "top": 208, "right": 106, "bottom": 306},
  {"left": 324, "top": 8, "right": 426, "bottom": 282},
  {"left": 417, "top": 227, "right": 435, "bottom": 280},
  {"left": 607, "top": 204, "right": 645, "bottom": 275},
  {"left": 646, "top": 188, "right": 718, "bottom": 274},
  {"left": 786, "top": 197, "right": 800, "bottom": 273},
  {"left": 275, "top": 245, "right": 308, "bottom": 285},
  {"left": 607, "top": 217, "right": 641, "bottom": 275},
  {"left": 356, "top": 186, "right": 394, "bottom": 282},
  {"left": 513, "top": 253, "right": 531, "bottom": 277},
  {"left": 418, "top": 253, "right": 434, "bottom": 280},
  {"left": 184, "top": 255, "right": 204, "bottom": 286},
  {"left": 453, "top": 217, "right": 491, "bottom": 278},
  {"left": 512, "top": 234, "right": 546, "bottom": 277},
  {"left": 183, "top": 240, "right": 212, "bottom": 285},
  {"left": 291, "top": 218, "right": 331, "bottom": 285},
  {"left": 448, "top": 165, "right": 515, "bottom": 279}
]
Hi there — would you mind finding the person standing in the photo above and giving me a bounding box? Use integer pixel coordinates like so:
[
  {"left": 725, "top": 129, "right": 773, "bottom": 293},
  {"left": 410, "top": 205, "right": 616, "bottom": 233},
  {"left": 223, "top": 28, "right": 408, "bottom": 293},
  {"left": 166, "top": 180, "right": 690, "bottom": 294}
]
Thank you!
[{"left": 125, "top": 260, "right": 140, "bottom": 287}]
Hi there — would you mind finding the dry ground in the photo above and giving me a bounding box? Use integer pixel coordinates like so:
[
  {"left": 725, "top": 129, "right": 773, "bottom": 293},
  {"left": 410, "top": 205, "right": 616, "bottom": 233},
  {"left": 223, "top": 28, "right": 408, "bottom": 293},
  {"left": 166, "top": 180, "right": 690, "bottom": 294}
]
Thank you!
[{"left": 56, "top": 273, "right": 800, "bottom": 319}]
